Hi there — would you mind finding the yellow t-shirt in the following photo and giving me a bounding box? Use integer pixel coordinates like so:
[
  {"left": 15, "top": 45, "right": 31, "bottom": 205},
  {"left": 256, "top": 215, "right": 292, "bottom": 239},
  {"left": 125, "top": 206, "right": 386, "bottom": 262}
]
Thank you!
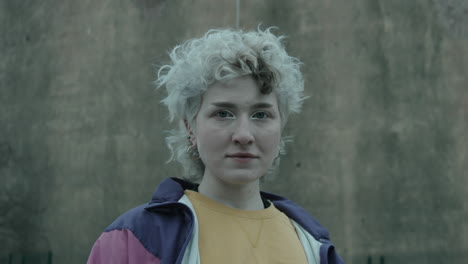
[{"left": 185, "top": 190, "right": 308, "bottom": 264}]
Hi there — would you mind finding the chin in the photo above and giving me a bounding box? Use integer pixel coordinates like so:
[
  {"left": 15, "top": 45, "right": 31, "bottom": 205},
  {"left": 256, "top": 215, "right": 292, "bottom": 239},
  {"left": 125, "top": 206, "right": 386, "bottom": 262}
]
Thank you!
[{"left": 219, "top": 170, "right": 265, "bottom": 185}]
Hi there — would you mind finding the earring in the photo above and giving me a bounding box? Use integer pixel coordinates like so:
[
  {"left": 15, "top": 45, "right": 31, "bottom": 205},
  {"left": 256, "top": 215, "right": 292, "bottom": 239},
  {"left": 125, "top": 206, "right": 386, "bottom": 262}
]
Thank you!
[
  {"left": 192, "top": 148, "right": 200, "bottom": 160},
  {"left": 186, "top": 141, "right": 200, "bottom": 160},
  {"left": 189, "top": 145, "right": 200, "bottom": 160},
  {"left": 272, "top": 146, "right": 282, "bottom": 164}
]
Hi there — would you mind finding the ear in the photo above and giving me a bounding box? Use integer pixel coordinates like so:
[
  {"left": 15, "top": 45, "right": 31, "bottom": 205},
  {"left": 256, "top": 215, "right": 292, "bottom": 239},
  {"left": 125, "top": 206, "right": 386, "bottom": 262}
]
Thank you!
[{"left": 184, "top": 119, "right": 196, "bottom": 146}]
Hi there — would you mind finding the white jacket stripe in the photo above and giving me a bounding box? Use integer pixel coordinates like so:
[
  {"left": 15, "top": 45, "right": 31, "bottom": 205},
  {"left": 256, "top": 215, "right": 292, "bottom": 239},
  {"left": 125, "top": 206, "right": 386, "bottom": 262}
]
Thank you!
[
  {"left": 179, "top": 195, "right": 201, "bottom": 264},
  {"left": 291, "top": 220, "right": 322, "bottom": 264}
]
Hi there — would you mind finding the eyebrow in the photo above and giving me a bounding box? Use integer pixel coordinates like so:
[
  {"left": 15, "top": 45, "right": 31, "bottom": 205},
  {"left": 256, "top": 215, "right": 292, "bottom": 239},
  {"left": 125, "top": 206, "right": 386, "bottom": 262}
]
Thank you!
[{"left": 211, "top": 102, "right": 274, "bottom": 109}]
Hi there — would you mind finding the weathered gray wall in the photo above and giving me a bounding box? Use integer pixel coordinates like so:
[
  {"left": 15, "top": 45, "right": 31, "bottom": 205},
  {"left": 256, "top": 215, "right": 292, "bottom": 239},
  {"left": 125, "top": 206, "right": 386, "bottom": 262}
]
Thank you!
[{"left": 1, "top": 0, "right": 467, "bottom": 263}]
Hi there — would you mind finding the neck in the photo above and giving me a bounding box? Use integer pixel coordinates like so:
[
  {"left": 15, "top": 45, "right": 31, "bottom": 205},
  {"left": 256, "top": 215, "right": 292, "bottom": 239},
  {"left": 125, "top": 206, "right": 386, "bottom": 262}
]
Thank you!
[{"left": 198, "top": 173, "right": 264, "bottom": 210}]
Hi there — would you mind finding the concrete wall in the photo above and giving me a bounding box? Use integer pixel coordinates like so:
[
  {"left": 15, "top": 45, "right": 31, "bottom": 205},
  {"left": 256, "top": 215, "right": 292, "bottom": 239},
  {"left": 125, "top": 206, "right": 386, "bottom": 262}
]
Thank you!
[{"left": 1, "top": 0, "right": 467, "bottom": 263}]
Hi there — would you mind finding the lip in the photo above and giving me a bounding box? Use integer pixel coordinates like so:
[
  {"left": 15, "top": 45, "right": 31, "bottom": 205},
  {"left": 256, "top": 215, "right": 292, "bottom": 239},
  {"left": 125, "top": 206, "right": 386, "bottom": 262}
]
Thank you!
[{"left": 226, "top": 152, "right": 259, "bottom": 158}]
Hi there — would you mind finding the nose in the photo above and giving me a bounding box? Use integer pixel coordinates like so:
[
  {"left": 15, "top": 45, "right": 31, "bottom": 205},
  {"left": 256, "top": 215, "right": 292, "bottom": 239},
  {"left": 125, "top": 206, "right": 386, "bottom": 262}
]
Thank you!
[{"left": 231, "top": 116, "right": 254, "bottom": 145}]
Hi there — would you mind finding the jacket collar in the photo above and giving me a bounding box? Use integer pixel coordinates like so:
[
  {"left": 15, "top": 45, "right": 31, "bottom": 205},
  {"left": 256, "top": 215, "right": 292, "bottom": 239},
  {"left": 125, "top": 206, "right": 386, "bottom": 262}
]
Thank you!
[
  {"left": 146, "top": 177, "right": 330, "bottom": 241},
  {"left": 147, "top": 177, "right": 197, "bottom": 205}
]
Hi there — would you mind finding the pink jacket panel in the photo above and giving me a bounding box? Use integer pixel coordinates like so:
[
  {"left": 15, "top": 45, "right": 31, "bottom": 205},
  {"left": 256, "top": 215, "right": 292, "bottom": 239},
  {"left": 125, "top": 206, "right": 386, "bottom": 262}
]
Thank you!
[{"left": 87, "top": 229, "right": 161, "bottom": 264}]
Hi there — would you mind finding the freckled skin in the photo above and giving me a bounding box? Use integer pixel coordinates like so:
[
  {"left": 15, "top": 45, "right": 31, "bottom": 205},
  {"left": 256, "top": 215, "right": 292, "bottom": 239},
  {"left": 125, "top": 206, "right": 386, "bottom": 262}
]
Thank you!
[{"left": 187, "top": 75, "right": 281, "bottom": 209}]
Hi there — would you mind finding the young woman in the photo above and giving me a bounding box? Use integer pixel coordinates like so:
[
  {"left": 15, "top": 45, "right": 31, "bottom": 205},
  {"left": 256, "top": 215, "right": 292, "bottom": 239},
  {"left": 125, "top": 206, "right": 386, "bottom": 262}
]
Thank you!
[{"left": 87, "top": 27, "right": 344, "bottom": 264}]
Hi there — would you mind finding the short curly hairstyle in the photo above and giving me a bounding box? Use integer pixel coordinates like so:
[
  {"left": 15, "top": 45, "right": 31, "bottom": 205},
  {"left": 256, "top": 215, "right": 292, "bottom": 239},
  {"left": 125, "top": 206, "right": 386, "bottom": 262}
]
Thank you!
[{"left": 155, "top": 27, "right": 305, "bottom": 182}]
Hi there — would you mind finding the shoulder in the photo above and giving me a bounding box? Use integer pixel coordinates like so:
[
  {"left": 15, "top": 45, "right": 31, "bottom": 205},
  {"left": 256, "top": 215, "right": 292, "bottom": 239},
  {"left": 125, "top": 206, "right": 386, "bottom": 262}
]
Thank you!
[
  {"left": 87, "top": 178, "right": 197, "bottom": 264},
  {"left": 104, "top": 204, "right": 154, "bottom": 233},
  {"left": 88, "top": 201, "right": 193, "bottom": 264},
  {"left": 105, "top": 177, "right": 195, "bottom": 235},
  {"left": 87, "top": 204, "right": 162, "bottom": 264}
]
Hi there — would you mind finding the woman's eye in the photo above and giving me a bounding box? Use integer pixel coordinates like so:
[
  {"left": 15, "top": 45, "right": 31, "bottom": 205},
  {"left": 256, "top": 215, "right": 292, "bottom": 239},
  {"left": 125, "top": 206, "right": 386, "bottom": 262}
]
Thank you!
[
  {"left": 216, "top": 110, "right": 234, "bottom": 118},
  {"left": 252, "top": 111, "right": 269, "bottom": 119}
]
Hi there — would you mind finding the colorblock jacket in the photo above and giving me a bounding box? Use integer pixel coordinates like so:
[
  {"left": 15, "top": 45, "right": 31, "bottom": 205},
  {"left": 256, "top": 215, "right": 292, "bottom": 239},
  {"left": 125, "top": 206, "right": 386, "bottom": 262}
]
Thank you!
[{"left": 87, "top": 178, "right": 344, "bottom": 264}]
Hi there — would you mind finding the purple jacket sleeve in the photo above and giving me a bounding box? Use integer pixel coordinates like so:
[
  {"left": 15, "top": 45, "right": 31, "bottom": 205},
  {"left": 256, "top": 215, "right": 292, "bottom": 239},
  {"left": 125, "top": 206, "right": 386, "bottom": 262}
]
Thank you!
[{"left": 87, "top": 229, "right": 161, "bottom": 264}]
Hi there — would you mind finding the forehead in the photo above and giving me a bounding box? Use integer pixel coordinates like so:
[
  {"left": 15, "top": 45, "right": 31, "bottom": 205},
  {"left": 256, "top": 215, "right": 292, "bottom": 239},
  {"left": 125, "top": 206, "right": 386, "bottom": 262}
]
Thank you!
[{"left": 201, "top": 76, "right": 278, "bottom": 107}]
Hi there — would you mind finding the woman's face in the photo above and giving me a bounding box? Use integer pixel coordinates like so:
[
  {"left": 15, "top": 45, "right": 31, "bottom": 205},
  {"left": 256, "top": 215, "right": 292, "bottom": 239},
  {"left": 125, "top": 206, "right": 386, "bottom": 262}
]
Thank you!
[{"left": 190, "top": 75, "right": 281, "bottom": 185}]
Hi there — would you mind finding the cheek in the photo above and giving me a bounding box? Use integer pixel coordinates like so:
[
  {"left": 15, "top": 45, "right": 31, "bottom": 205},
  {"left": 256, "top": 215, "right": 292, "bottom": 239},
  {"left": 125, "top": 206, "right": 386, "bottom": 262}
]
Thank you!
[
  {"left": 258, "top": 127, "right": 282, "bottom": 155},
  {"left": 195, "top": 127, "right": 228, "bottom": 158}
]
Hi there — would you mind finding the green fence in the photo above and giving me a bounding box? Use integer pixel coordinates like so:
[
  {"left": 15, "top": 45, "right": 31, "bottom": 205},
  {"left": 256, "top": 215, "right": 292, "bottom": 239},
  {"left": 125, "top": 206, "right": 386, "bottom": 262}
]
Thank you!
[{"left": 1, "top": 252, "right": 52, "bottom": 264}]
